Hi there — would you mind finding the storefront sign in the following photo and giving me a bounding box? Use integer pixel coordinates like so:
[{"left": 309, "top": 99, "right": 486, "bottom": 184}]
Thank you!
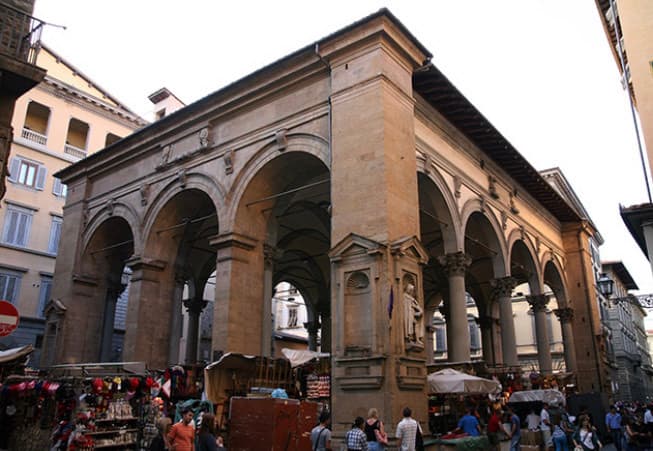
[{"left": 0, "top": 300, "right": 19, "bottom": 337}]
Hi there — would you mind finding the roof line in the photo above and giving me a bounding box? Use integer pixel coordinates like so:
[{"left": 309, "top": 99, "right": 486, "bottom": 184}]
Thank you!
[{"left": 39, "top": 42, "right": 141, "bottom": 118}]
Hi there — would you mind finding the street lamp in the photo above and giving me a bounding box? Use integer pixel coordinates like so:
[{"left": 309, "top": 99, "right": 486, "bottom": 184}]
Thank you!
[
  {"left": 596, "top": 273, "right": 645, "bottom": 306},
  {"left": 596, "top": 273, "right": 614, "bottom": 299}
]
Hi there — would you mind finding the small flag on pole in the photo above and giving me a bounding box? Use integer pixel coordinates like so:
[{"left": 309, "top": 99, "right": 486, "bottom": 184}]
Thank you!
[{"left": 388, "top": 286, "right": 394, "bottom": 319}]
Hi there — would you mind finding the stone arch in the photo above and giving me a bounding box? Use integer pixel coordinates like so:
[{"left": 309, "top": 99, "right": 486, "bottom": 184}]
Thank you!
[
  {"left": 460, "top": 198, "right": 509, "bottom": 276},
  {"left": 224, "top": 133, "right": 329, "bottom": 230},
  {"left": 417, "top": 169, "right": 461, "bottom": 254},
  {"left": 543, "top": 257, "right": 569, "bottom": 308},
  {"left": 83, "top": 201, "right": 142, "bottom": 257},
  {"left": 506, "top": 228, "right": 542, "bottom": 291},
  {"left": 141, "top": 171, "right": 225, "bottom": 245}
]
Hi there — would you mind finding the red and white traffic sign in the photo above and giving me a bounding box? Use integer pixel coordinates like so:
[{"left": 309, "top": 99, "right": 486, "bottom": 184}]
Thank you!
[{"left": 0, "top": 300, "right": 19, "bottom": 337}]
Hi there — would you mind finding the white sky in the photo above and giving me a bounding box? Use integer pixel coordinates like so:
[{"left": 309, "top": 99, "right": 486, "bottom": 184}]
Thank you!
[{"left": 32, "top": 0, "right": 653, "bottom": 294}]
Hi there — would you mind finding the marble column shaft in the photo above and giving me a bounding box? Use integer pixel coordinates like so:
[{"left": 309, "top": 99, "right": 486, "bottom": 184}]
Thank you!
[
  {"left": 494, "top": 277, "right": 518, "bottom": 366},
  {"left": 184, "top": 296, "right": 208, "bottom": 364},
  {"left": 554, "top": 307, "right": 577, "bottom": 373},
  {"left": 527, "top": 294, "right": 553, "bottom": 374},
  {"left": 438, "top": 252, "right": 471, "bottom": 362}
]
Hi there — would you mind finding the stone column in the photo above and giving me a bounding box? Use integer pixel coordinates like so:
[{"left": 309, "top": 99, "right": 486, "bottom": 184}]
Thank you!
[
  {"left": 526, "top": 294, "right": 553, "bottom": 374},
  {"left": 476, "top": 316, "right": 497, "bottom": 365},
  {"left": 99, "top": 282, "right": 125, "bottom": 362},
  {"left": 493, "top": 277, "right": 518, "bottom": 366},
  {"left": 438, "top": 252, "right": 471, "bottom": 363},
  {"left": 184, "top": 296, "right": 208, "bottom": 364},
  {"left": 554, "top": 307, "right": 578, "bottom": 373},
  {"left": 305, "top": 320, "right": 320, "bottom": 352},
  {"left": 262, "top": 244, "right": 279, "bottom": 357},
  {"left": 168, "top": 272, "right": 186, "bottom": 365}
]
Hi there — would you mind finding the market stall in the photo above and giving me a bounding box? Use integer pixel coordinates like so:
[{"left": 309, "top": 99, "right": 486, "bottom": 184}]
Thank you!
[{"left": 426, "top": 368, "right": 500, "bottom": 449}]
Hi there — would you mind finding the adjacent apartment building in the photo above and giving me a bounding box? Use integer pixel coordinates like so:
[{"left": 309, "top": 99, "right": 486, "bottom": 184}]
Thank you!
[
  {"left": 601, "top": 261, "right": 653, "bottom": 402},
  {"left": 0, "top": 44, "right": 145, "bottom": 363}
]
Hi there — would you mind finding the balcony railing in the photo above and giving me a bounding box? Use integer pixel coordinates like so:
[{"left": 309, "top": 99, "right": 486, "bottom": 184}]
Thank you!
[
  {"left": 21, "top": 127, "right": 47, "bottom": 145},
  {"left": 64, "top": 144, "right": 87, "bottom": 159},
  {"left": 0, "top": 1, "right": 45, "bottom": 64}
]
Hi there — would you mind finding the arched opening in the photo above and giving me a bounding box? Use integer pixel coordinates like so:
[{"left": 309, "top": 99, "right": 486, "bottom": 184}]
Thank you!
[
  {"left": 226, "top": 149, "right": 330, "bottom": 357},
  {"left": 80, "top": 216, "right": 134, "bottom": 362},
  {"left": 417, "top": 173, "right": 458, "bottom": 363},
  {"left": 463, "top": 211, "right": 506, "bottom": 365},
  {"left": 142, "top": 188, "right": 218, "bottom": 365},
  {"left": 271, "top": 281, "right": 311, "bottom": 355}
]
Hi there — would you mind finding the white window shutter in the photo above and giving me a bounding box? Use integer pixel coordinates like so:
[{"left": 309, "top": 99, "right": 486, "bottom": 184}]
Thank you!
[
  {"left": 15, "top": 212, "right": 29, "bottom": 246},
  {"left": 53, "top": 178, "right": 62, "bottom": 196},
  {"left": 7, "top": 158, "right": 21, "bottom": 183},
  {"left": 35, "top": 165, "right": 47, "bottom": 190},
  {"left": 3, "top": 210, "right": 18, "bottom": 243},
  {"left": 48, "top": 219, "right": 62, "bottom": 253}
]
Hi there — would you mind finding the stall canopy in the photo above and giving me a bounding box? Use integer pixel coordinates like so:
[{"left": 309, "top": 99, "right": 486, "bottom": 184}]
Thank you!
[
  {"left": 0, "top": 344, "right": 33, "bottom": 364},
  {"left": 427, "top": 368, "right": 500, "bottom": 395},
  {"left": 281, "top": 348, "right": 329, "bottom": 368},
  {"left": 508, "top": 389, "right": 566, "bottom": 406}
]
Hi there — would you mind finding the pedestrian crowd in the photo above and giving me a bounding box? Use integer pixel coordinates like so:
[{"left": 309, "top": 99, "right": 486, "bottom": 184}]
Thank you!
[{"left": 311, "top": 406, "right": 425, "bottom": 451}]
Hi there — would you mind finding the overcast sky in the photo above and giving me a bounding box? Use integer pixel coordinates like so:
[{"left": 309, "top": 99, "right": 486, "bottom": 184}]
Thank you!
[{"left": 32, "top": 1, "right": 653, "bottom": 294}]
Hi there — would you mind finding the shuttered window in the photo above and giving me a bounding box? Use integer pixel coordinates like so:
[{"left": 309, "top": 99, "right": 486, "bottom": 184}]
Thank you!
[
  {"left": 38, "top": 276, "right": 53, "bottom": 317},
  {"left": 0, "top": 271, "right": 21, "bottom": 304},
  {"left": 8, "top": 157, "right": 46, "bottom": 190},
  {"left": 52, "top": 178, "right": 68, "bottom": 198},
  {"left": 2, "top": 205, "right": 34, "bottom": 247},
  {"left": 47, "top": 216, "right": 63, "bottom": 254}
]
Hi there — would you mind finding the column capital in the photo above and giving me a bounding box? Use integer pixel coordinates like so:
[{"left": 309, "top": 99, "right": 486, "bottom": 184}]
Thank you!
[
  {"left": 490, "top": 276, "right": 517, "bottom": 299},
  {"left": 475, "top": 316, "right": 499, "bottom": 328},
  {"left": 263, "top": 243, "right": 283, "bottom": 266},
  {"left": 526, "top": 294, "right": 550, "bottom": 312},
  {"left": 553, "top": 307, "right": 574, "bottom": 323},
  {"left": 183, "top": 298, "right": 208, "bottom": 315},
  {"left": 437, "top": 252, "right": 471, "bottom": 277}
]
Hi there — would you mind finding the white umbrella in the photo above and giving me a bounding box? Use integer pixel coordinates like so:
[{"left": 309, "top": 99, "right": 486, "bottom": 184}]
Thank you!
[{"left": 427, "top": 368, "right": 501, "bottom": 395}]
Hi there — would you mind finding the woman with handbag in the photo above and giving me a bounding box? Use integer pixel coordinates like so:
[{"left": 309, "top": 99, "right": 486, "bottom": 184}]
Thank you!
[
  {"left": 364, "top": 408, "right": 388, "bottom": 450},
  {"left": 572, "top": 415, "right": 603, "bottom": 451}
]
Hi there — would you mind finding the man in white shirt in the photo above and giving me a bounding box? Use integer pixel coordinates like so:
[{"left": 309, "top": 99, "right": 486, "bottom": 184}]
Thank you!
[
  {"left": 396, "top": 407, "right": 421, "bottom": 451},
  {"left": 645, "top": 404, "right": 653, "bottom": 425},
  {"left": 540, "top": 403, "right": 552, "bottom": 450}
]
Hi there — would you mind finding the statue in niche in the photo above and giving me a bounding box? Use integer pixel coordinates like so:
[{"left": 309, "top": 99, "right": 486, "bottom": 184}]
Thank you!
[{"left": 404, "top": 282, "right": 424, "bottom": 346}]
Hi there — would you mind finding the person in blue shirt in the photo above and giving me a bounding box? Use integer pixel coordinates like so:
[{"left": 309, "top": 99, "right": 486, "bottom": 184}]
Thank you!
[
  {"left": 455, "top": 407, "right": 481, "bottom": 437},
  {"left": 605, "top": 405, "right": 623, "bottom": 451},
  {"left": 506, "top": 405, "right": 521, "bottom": 451}
]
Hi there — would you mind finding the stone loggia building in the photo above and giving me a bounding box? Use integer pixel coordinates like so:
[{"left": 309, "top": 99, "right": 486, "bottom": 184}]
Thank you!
[{"left": 47, "top": 9, "right": 607, "bottom": 432}]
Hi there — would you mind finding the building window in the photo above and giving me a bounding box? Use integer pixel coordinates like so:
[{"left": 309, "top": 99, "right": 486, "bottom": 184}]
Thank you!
[
  {"left": 38, "top": 276, "right": 52, "bottom": 317},
  {"left": 52, "top": 178, "right": 67, "bottom": 198},
  {"left": 8, "top": 157, "right": 46, "bottom": 190},
  {"left": 287, "top": 306, "right": 298, "bottom": 328},
  {"left": 105, "top": 133, "right": 122, "bottom": 147},
  {"left": 0, "top": 271, "right": 22, "bottom": 304},
  {"left": 21, "top": 101, "right": 50, "bottom": 146},
  {"left": 65, "top": 118, "right": 89, "bottom": 158},
  {"left": 48, "top": 216, "right": 63, "bottom": 254},
  {"left": 434, "top": 323, "right": 447, "bottom": 352},
  {"left": 2, "top": 204, "right": 34, "bottom": 247},
  {"left": 469, "top": 319, "right": 480, "bottom": 350}
]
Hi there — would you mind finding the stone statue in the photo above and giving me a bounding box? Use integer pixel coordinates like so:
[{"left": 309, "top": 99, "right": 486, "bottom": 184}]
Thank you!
[{"left": 404, "top": 283, "right": 424, "bottom": 345}]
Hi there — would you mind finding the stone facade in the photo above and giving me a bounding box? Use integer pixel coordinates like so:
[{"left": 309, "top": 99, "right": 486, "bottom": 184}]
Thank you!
[{"left": 47, "top": 9, "right": 607, "bottom": 439}]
